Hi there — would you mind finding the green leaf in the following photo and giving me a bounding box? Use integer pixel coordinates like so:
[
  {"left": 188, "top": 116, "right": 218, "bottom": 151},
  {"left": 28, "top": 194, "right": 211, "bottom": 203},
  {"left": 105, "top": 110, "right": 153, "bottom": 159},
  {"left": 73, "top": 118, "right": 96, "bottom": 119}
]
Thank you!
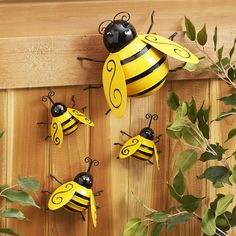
[
  {"left": 232, "top": 165, "right": 236, "bottom": 184},
  {"left": 167, "top": 183, "right": 182, "bottom": 203},
  {"left": 1, "top": 208, "right": 25, "bottom": 220},
  {"left": 215, "top": 194, "right": 234, "bottom": 218},
  {"left": 210, "top": 194, "right": 225, "bottom": 212},
  {"left": 166, "top": 123, "right": 182, "bottom": 140},
  {"left": 173, "top": 171, "right": 185, "bottom": 195},
  {"left": 175, "top": 150, "right": 198, "bottom": 172},
  {"left": 151, "top": 223, "right": 164, "bottom": 236},
  {"left": 217, "top": 46, "right": 224, "bottom": 62},
  {"left": 201, "top": 207, "right": 216, "bottom": 235},
  {"left": 199, "top": 143, "right": 227, "bottom": 162},
  {"left": 176, "top": 102, "right": 188, "bottom": 118},
  {"left": 197, "top": 24, "right": 207, "bottom": 46},
  {"left": 167, "top": 213, "right": 192, "bottom": 230},
  {"left": 167, "top": 91, "right": 180, "bottom": 110},
  {"left": 228, "top": 66, "right": 236, "bottom": 80},
  {"left": 197, "top": 105, "right": 210, "bottom": 139},
  {"left": 215, "top": 108, "right": 236, "bottom": 121},
  {"left": 136, "top": 224, "right": 148, "bottom": 236},
  {"left": 0, "top": 228, "right": 21, "bottom": 236},
  {"left": 123, "top": 218, "right": 141, "bottom": 236},
  {"left": 213, "top": 26, "right": 217, "bottom": 51},
  {"left": 225, "top": 128, "right": 236, "bottom": 142},
  {"left": 167, "top": 119, "right": 185, "bottom": 132},
  {"left": 0, "top": 131, "right": 4, "bottom": 139},
  {"left": 197, "top": 166, "right": 230, "bottom": 183},
  {"left": 183, "top": 62, "right": 198, "bottom": 72},
  {"left": 184, "top": 17, "right": 196, "bottom": 41},
  {"left": 230, "top": 206, "right": 236, "bottom": 227},
  {"left": 229, "top": 38, "right": 236, "bottom": 60},
  {"left": 182, "top": 127, "right": 201, "bottom": 147},
  {"left": 219, "top": 90, "right": 236, "bottom": 106},
  {"left": 3, "top": 189, "right": 40, "bottom": 208},
  {"left": 18, "top": 177, "right": 40, "bottom": 192},
  {"left": 181, "top": 195, "right": 204, "bottom": 213},
  {"left": 147, "top": 211, "right": 168, "bottom": 223},
  {"left": 187, "top": 97, "right": 197, "bottom": 123}
]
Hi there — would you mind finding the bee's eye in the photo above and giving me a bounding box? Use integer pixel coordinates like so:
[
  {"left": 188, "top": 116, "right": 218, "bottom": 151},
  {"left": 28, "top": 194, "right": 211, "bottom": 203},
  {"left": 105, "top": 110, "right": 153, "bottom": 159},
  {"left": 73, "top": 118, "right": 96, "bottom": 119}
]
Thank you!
[
  {"left": 123, "top": 21, "right": 129, "bottom": 27},
  {"left": 106, "top": 32, "right": 113, "bottom": 37}
]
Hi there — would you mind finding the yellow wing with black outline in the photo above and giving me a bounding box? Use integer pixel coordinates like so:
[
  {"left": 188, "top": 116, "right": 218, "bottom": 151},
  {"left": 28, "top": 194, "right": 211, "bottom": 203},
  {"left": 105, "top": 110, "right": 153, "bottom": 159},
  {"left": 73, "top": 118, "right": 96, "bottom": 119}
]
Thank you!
[
  {"left": 67, "top": 108, "right": 94, "bottom": 126},
  {"left": 153, "top": 143, "right": 160, "bottom": 170},
  {"left": 119, "top": 135, "right": 143, "bottom": 159},
  {"left": 139, "top": 34, "right": 199, "bottom": 64},
  {"left": 48, "top": 181, "right": 77, "bottom": 210},
  {"left": 89, "top": 190, "right": 97, "bottom": 228},
  {"left": 103, "top": 53, "right": 127, "bottom": 118},
  {"left": 51, "top": 117, "right": 63, "bottom": 148}
]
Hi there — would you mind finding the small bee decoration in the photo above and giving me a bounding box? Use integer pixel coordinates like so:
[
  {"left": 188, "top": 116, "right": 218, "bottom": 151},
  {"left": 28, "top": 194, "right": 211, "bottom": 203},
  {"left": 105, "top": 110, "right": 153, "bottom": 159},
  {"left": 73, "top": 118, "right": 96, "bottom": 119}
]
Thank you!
[
  {"left": 114, "top": 113, "right": 161, "bottom": 168},
  {"left": 78, "top": 11, "right": 199, "bottom": 118},
  {"left": 45, "top": 157, "right": 102, "bottom": 227},
  {"left": 38, "top": 90, "right": 94, "bottom": 148}
]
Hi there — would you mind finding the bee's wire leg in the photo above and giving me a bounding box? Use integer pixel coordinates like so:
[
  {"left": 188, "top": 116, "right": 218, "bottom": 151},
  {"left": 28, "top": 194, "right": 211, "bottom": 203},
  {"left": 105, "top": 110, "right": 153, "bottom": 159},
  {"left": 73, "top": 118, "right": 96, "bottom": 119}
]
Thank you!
[
  {"left": 49, "top": 174, "right": 63, "bottom": 185},
  {"left": 105, "top": 108, "right": 111, "bottom": 115},
  {"left": 81, "top": 106, "right": 87, "bottom": 113},
  {"left": 96, "top": 205, "right": 101, "bottom": 209},
  {"left": 120, "top": 130, "right": 132, "bottom": 138},
  {"left": 114, "top": 142, "right": 123, "bottom": 146},
  {"left": 146, "top": 10, "right": 155, "bottom": 34},
  {"left": 94, "top": 190, "right": 103, "bottom": 197},
  {"left": 45, "top": 135, "right": 51, "bottom": 140},
  {"left": 154, "top": 134, "right": 162, "bottom": 144},
  {"left": 41, "top": 190, "right": 52, "bottom": 194},
  {"left": 80, "top": 212, "right": 86, "bottom": 221},
  {"left": 77, "top": 56, "right": 105, "bottom": 63},
  {"left": 168, "top": 32, "right": 178, "bottom": 41},
  {"left": 169, "top": 62, "right": 186, "bottom": 72},
  {"left": 37, "top": 122, "right": 51, "bottom": 125},
  {"left": 147, "top": 159, "right": 154, "bottom": 165},
  {"left": 116, "top": 156, "right": 120, "bottom": 159},
  {"left": 71, "top": 95, "right": 76, "bottom": 108},
  {"left": 83, "top": 85, "right": 103, "bottom": 91}
]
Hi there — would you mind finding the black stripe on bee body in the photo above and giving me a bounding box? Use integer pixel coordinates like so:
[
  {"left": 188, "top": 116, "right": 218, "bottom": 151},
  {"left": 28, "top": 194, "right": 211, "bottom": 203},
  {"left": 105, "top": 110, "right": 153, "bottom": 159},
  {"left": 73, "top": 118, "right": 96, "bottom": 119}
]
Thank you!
[
  {"left": 132, "top": 154, "right": 149, "bottom": 161},
  {"left": 61, "top": 117, "right": 74, "bottom": 126},
  {"left": 63, "top": 120, "right": 79, "bottom": 133},
  {"left": 70, "top": 199, "right": 88, "bottom": 209},
  {"left": 130, "top": 78, "right": 166, "bottom": 97},
  {"left": 125, "top": 55, "right": 167, "bottom": 85},
  {"left": 140, "top": 144, "right": 154, "bottom": 151},
  {"left": 120, "top": 45, "right": 152, "bottom": 65},
  {"left": 74, "top": 192, "right": 90, "bottom": 201},
  {"left": 137, "top": 150, "right": 153, "bottom": 157},
  {"left": 64, "top": 205, "right": 79, "bottom": 212}
]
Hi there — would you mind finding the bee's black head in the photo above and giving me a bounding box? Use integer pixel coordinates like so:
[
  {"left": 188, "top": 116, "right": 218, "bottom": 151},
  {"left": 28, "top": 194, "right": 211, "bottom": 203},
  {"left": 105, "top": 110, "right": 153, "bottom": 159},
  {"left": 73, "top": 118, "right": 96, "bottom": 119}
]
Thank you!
[
  {"left": 51, "top": 103, "right": 67, "bottom": 117},
  {"left": 139, "top": 127, "right": 155, "bottom": 140},
  {"left": 99, "top": 12, "right": 137, "bottom": 53},
  {"left": 73, "top": 157, "right": 99, "bottom": 189},
  {"left": 74, "top": 172, "right": 93, "bottom": 189}
]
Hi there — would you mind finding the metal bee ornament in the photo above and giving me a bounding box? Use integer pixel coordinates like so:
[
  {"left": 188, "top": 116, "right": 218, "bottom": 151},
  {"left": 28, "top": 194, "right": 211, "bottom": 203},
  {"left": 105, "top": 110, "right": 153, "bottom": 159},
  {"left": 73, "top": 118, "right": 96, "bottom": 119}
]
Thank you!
[
  {"left": 46, "top": 157, "right": 102, "bottom": 227},
  {"left": 78, "top": 11, "right": 199, "bottom": 118},
  {"left": 114, "top": 113, "right": 162, "bottom": 168},
  {"left": 39, "top": 90, "right": 94, "bottom": 148}
]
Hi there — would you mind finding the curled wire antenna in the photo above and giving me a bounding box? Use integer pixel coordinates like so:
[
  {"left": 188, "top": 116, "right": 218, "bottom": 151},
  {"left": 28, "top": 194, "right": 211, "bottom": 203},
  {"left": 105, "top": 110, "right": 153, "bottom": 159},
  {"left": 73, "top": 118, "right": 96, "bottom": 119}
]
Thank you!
[
  {"left": 42, "top": 90, "right": 55, "bottom": 104},
  {"left": 85, "top": 156, "right": 99, "bottom": 172},
  {"left": 113, "top": 11, "right": 130, "bottom": 21},
  {"left": 145, "top": 113, "right": 159, "bottom": 128},
  {"left": 98, "top": 20, "right": 113, "bottom": 34}
]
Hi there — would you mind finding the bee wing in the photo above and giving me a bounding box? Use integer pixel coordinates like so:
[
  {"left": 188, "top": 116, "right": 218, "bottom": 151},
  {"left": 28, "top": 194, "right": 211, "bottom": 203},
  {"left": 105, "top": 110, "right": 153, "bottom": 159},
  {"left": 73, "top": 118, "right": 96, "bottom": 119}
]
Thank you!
[
  {"left": 153, "top": 143, "right": 160, "bottom": 170},
  {"left": 51, "top": 117, "right": 63, "bottom": 148},
  {"left": 89, "top": 190, "right": 97, "bottom": 228},
  {"left": 139, "top": 34, "right": 199, "bottom": 64},
  {"left": 103, "top": 53, "right": 127, "bottom": 118},
  {"left": 48, "top": 181, "right": 77, "bottom": 210},
  {"left": 67, "top": 108, "right": 94, "bottom": 126},
  {"left": 119, "top": 135, "right": 143, "bottom": 159}
]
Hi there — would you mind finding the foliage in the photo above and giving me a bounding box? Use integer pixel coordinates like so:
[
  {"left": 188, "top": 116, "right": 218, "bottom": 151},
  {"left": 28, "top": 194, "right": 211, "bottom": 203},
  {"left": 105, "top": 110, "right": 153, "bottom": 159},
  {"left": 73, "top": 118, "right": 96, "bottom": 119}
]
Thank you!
[
  {"left": 0, "top": 133, "right": 40, "bottom": 236},
  {"left": 124, "top": 17, "right": 236, "bottom": 236}
]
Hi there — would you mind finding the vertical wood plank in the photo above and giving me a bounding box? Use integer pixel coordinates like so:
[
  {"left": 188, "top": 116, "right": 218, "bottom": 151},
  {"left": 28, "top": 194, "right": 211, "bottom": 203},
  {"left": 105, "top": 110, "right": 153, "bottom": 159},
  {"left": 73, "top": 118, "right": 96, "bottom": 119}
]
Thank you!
[
  {"left": 6, "top": 88, "right": 49, "bottom": 236},
  {"left": 47, "top": 86, "right": 89, "bottom": 236}
]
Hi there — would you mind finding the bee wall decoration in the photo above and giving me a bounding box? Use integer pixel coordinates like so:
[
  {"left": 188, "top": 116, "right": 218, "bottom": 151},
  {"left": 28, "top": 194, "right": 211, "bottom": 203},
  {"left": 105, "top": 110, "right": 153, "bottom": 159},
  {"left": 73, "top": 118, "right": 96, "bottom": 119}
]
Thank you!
[
  {"left": 78, "top": 11, "right": 199, "bottom": 118},
  {"left": 38, "top": 90, "right": 94, "bottom": 148},
  {"left": 43, "top": 157, "right": 102, "bottom": 227},
  {"left": 114, "top": 113, "right": 161, "bottom": 169}
]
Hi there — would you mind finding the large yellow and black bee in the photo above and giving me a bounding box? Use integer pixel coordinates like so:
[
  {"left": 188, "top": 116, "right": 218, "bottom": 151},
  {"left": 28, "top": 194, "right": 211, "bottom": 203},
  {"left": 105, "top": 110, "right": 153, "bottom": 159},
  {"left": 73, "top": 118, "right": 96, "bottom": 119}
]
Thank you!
[
  {"left": 78, "top": 11, "right": 199, "bottom": 117},
  {"left": 47, "top": 157, "right": 101, "bottom": 227},
  {"left": 39, "top": 90, "right": 94, "bottom": 148},
  {"left": 114, "top": 113, "right": 161, "bottom": 168}
]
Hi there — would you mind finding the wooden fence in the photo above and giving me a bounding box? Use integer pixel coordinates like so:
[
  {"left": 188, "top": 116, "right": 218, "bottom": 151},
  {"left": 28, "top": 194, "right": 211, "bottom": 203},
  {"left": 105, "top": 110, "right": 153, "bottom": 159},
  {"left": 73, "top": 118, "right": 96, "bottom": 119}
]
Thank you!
[{"left": 0, "top": 1, "right": 236, "bottom": 235}]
